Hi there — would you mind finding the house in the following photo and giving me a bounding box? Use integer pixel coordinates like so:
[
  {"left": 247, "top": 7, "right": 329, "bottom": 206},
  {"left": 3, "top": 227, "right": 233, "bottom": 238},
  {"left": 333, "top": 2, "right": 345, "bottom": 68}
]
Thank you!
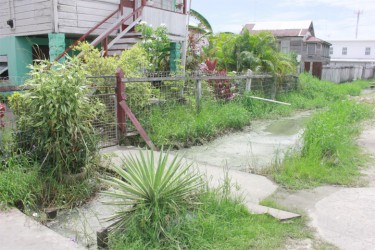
[
  {"left": 243, "top": 20, "right": 331, "bottom": 79},
  {"left": 0, "top": 0, "right": 188, "bottom": 83},
  {"left": 329, "top": 40, "right": 375, "bottom": 67},
  {"left": 320, "top": 40, "right": 375, "bottom": 83}
]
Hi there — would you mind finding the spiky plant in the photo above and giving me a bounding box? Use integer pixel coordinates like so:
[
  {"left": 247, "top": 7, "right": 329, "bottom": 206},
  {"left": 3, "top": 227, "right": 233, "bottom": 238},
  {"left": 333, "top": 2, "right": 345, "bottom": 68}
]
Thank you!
[{"left": 101, "top": 149, "right": 203, "bottom": 240}]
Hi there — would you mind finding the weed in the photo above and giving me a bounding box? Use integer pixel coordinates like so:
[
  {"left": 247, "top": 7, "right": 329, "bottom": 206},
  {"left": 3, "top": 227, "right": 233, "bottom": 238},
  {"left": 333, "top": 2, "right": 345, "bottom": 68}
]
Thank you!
[
  {"left": 272, "top": 100, "right": 372, "bottom": 189},
  {"left": 108, "top": 189, "right": 310, "bottom": 250},
  {"left": 0, "top": 154, "right": 41, "bottom": 210},
  {"left": 145, "top": 100, "right": 250, "bottom": 148}
]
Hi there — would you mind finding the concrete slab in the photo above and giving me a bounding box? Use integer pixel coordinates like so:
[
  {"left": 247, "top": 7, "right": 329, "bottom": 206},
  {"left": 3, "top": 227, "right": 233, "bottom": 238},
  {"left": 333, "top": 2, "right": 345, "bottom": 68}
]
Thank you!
[
  {"left": 0, "top": 209, "right": 84, "bottom": 250},
  {"left": 104, "top": 147, "right": 301, "bottom": 220},
  {"left": 311, "top": 188, "right": 375, "bottom": 250},
  {"left": 47, "top": 146, "right": 281, "bottom": 248},
  {"left": 246, "top": 203, "right": 301, "bottom": 221},
  {"left": 46, "top": 192, "right": 121, "bottom": 249},
  {"left": 103, "top": 146, "right": 278, "bottom": 204}
]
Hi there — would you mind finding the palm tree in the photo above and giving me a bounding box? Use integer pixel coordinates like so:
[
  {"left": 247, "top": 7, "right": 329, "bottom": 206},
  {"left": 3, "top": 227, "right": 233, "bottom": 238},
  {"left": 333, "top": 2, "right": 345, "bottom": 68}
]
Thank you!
[
  {"left": 188, "top": 9, "right": 213, "bottom": 35},
  {"left": 186, "top": 9, "right": 213, "bottom": 70}
]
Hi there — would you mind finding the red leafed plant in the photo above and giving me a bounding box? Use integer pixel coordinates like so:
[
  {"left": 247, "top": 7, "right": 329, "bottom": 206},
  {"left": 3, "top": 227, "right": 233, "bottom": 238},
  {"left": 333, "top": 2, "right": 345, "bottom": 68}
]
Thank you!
[
  {"left": 203, "top": 59, "right": 236, "bottom": 100},
  {"left": 0, "top": 103, "right": 5, "bottom": 128}
]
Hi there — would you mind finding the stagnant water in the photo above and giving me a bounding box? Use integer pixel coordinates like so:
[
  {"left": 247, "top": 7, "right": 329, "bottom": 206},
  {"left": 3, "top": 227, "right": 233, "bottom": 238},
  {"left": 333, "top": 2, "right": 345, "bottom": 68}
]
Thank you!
[{"left": 177, "top": 111, "right": 311, "bottom": 171}]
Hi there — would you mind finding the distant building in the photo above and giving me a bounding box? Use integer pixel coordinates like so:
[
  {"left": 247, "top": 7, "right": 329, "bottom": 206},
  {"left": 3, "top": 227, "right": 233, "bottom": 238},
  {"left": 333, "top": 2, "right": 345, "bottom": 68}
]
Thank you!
[
  {"left": 243, "top": 20, "right": 331, "bottom": 79},
  {"left": 328, "top": 40, "right": 375, "bottom": 67}
]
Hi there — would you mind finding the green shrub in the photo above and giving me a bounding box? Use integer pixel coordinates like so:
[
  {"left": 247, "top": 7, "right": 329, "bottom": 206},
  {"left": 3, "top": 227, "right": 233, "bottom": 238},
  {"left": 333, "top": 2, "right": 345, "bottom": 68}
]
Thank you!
[
  {"left": 102, "top": 149, "right": 203, "bottom": 240},
  {"left": 75, "top": 42, "right": 152, "bottom": 113},
  {"left": 9, "top": 58, "right": 103, "bottom": 181}
]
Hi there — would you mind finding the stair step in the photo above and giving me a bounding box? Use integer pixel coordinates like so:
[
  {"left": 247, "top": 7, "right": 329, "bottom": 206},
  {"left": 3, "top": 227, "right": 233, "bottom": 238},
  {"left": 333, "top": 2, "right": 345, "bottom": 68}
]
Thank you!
[
  {"left": 107, "top": 50, "right": 124, "bottom": 56},
  {"left": 121, "top": 32, "right": 142, "bottom": 38},
  {"left": 109, "top": 43, "right": 134, "bottom": 50},
  {"left": 115, "top": 38, "right": 140, "bottom": 44}
]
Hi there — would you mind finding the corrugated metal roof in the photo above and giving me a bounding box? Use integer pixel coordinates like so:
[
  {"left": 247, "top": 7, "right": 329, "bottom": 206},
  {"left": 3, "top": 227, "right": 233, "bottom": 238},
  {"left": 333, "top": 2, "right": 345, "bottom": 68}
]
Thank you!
[
  {"left": 243, "top": 20, "right": 313, "bottom": 37},
  {"left": 305, "top": 36, "right": 331, "bottom": 45},
  {"left": 251, "top": 21, "right": 312, "bottom": 31}
]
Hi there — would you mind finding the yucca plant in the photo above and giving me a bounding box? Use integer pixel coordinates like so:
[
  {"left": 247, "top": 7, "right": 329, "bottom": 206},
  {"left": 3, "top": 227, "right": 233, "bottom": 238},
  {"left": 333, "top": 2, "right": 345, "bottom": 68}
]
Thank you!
[{"left": 101, "top": 149, "right": 203, "bottom": 240}]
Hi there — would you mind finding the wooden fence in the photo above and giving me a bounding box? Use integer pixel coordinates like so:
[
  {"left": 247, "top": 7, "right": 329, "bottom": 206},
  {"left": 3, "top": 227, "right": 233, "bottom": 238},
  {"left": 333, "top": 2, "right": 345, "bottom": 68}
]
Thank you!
[{"left": 322, "top": 65, "right": 375, "bottom": 83}]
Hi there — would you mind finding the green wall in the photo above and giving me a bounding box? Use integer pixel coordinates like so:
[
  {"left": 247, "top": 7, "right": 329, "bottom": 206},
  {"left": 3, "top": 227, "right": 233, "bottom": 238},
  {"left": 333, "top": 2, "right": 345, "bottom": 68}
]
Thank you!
[
  {"left": 0, "top": 35, "right": 76, "bottom": 84},
  {"left": 0, "top": 36, "right": 34, "bottom": 84}
]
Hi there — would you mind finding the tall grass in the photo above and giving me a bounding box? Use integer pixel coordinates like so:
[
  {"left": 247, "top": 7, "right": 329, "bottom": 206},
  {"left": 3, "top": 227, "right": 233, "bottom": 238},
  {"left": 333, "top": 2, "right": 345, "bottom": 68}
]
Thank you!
[
  {"left": 144, "top": 74, "right": 370, "bottom": 148},
  {"left": 272, "top": 100, "right": 372, "bottom": 189},
  {"left": 0, "top": 155, "right": 42, "bottom": 210},
  {"left": 146, "top": 100, "right": 250, "bottom": 148}
]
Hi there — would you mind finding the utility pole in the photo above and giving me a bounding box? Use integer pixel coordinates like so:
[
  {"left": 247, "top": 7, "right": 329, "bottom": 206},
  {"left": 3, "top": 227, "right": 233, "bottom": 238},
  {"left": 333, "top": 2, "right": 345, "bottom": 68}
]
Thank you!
[{"left": 355, "top": 10, "right": 363, "bottom": 39}]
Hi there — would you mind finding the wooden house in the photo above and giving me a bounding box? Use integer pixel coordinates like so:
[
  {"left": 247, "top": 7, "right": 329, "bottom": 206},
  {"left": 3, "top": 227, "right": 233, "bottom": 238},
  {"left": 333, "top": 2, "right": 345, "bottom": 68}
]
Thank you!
[
  {"left": 0, "top": 0, "right": 188, "bottom": 82},
  {"left": 243, "top": 21, "right": 331, "bottom": 79}
]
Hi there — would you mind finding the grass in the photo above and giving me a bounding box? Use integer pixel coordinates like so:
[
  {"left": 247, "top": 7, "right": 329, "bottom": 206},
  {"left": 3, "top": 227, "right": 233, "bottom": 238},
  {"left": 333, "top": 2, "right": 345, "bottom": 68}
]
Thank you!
[
  {"left": 109, "top": 190, "right": 311, "bottom": 250},
  {"left": 0, "top": 153, "right": 98, "bottom": 210},
  {"left": 143, "top": 74, "right": 370, "bottom": 148},
  {"left": 0, "top": 155, "right": 42, "bottom": 210},
  {"left": 271, "top": 100, "right": 372, "bottom": 189},
  {"left": 146, "top": 100, "right": 250, "bottom": 148}
]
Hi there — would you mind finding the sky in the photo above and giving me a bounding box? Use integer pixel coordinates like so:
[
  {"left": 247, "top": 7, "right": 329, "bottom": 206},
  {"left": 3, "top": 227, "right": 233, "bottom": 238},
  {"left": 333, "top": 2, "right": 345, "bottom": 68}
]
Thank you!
[{"left": 189, "top": 0, "right": 375, "bottom": 41}]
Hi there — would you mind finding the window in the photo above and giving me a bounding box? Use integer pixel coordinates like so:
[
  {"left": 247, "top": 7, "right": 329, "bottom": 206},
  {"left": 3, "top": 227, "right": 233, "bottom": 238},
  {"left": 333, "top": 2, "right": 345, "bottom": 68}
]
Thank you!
[
  {"left": 329, "top": 47, "right": 333, "bottom": 55},
  {"left": 0, "top": 55, "right": 8, "bottom": 79},
  {"left": 342, "top": 47, "right": 347, "bottom": 55},
  {"left": 365, "top": 47, "right": 371, "bottom": 55},
  {"left": 32, "top": 45, "right": 49, "bottom": 61},
  {"left": 280, "top": 40, "right": 290, "bottom": 53},
  {"left": 307, "top": 44, "right": 315, "bottom": 55}
]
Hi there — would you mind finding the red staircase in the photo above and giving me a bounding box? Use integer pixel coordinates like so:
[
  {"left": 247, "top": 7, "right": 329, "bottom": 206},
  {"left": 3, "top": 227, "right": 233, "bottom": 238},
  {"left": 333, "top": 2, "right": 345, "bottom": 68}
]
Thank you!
[{"left": 54, "top": 5, "right": 143, "bottom": 61}]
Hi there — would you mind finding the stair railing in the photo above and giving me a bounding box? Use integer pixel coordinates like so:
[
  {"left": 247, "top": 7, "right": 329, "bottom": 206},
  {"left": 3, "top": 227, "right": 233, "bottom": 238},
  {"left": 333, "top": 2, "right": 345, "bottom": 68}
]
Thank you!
[
  {"left": 54, "top": 6, "right": 144, "bottom": 61},
  {"left": 53, "top": 8, "right": 119, "bottom": 62}
]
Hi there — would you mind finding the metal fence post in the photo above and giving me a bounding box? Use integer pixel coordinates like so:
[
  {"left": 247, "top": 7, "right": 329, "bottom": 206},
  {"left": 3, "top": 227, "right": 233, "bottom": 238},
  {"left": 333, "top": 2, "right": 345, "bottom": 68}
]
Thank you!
[
  {"left": 196, "top": 79, "right": 202, "bottom": 113},
  {"left": 246, "top": 69, "right": 253, "bottom": 92},
  {"left": 116, "top": 68, "right": 126, "bottom": 137}
]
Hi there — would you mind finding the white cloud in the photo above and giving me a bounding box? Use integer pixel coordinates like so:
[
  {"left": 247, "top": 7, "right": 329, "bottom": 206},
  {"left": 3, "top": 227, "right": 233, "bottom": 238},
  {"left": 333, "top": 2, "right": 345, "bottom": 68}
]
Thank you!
[{"left": 193, "top": 0, "right": 375, "bottom": 40}]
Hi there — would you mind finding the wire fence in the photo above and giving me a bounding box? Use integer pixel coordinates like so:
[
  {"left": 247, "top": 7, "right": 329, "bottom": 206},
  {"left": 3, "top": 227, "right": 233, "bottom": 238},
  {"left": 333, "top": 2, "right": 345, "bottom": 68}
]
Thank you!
[
  {"left": 120, "top": 70, "right": 299, "bottom": 137},
  {"left": 0, "top": 71, "right": 299, "bottom": 160},
  {"left": 87, "top": 76, "right": 118, "bottom": 148},
  {"left": 0, "top": 76, "right": 118, "bottom": 163}
]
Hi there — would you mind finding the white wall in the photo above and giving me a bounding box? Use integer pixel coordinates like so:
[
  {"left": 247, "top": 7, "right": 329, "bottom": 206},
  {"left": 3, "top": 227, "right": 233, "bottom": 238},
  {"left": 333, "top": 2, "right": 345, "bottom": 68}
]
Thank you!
[
  {"left": 142, "top": 6, "right": 187, "bottom": 41},
  {"left": 57, "top": 0, "right": 120, "bottom": 36},
  {"left": 0, "top": 0, "right": 53, "bottom": 36},
  {"left": 329, "top": 40, "right": 375, "bottom": 61}
]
